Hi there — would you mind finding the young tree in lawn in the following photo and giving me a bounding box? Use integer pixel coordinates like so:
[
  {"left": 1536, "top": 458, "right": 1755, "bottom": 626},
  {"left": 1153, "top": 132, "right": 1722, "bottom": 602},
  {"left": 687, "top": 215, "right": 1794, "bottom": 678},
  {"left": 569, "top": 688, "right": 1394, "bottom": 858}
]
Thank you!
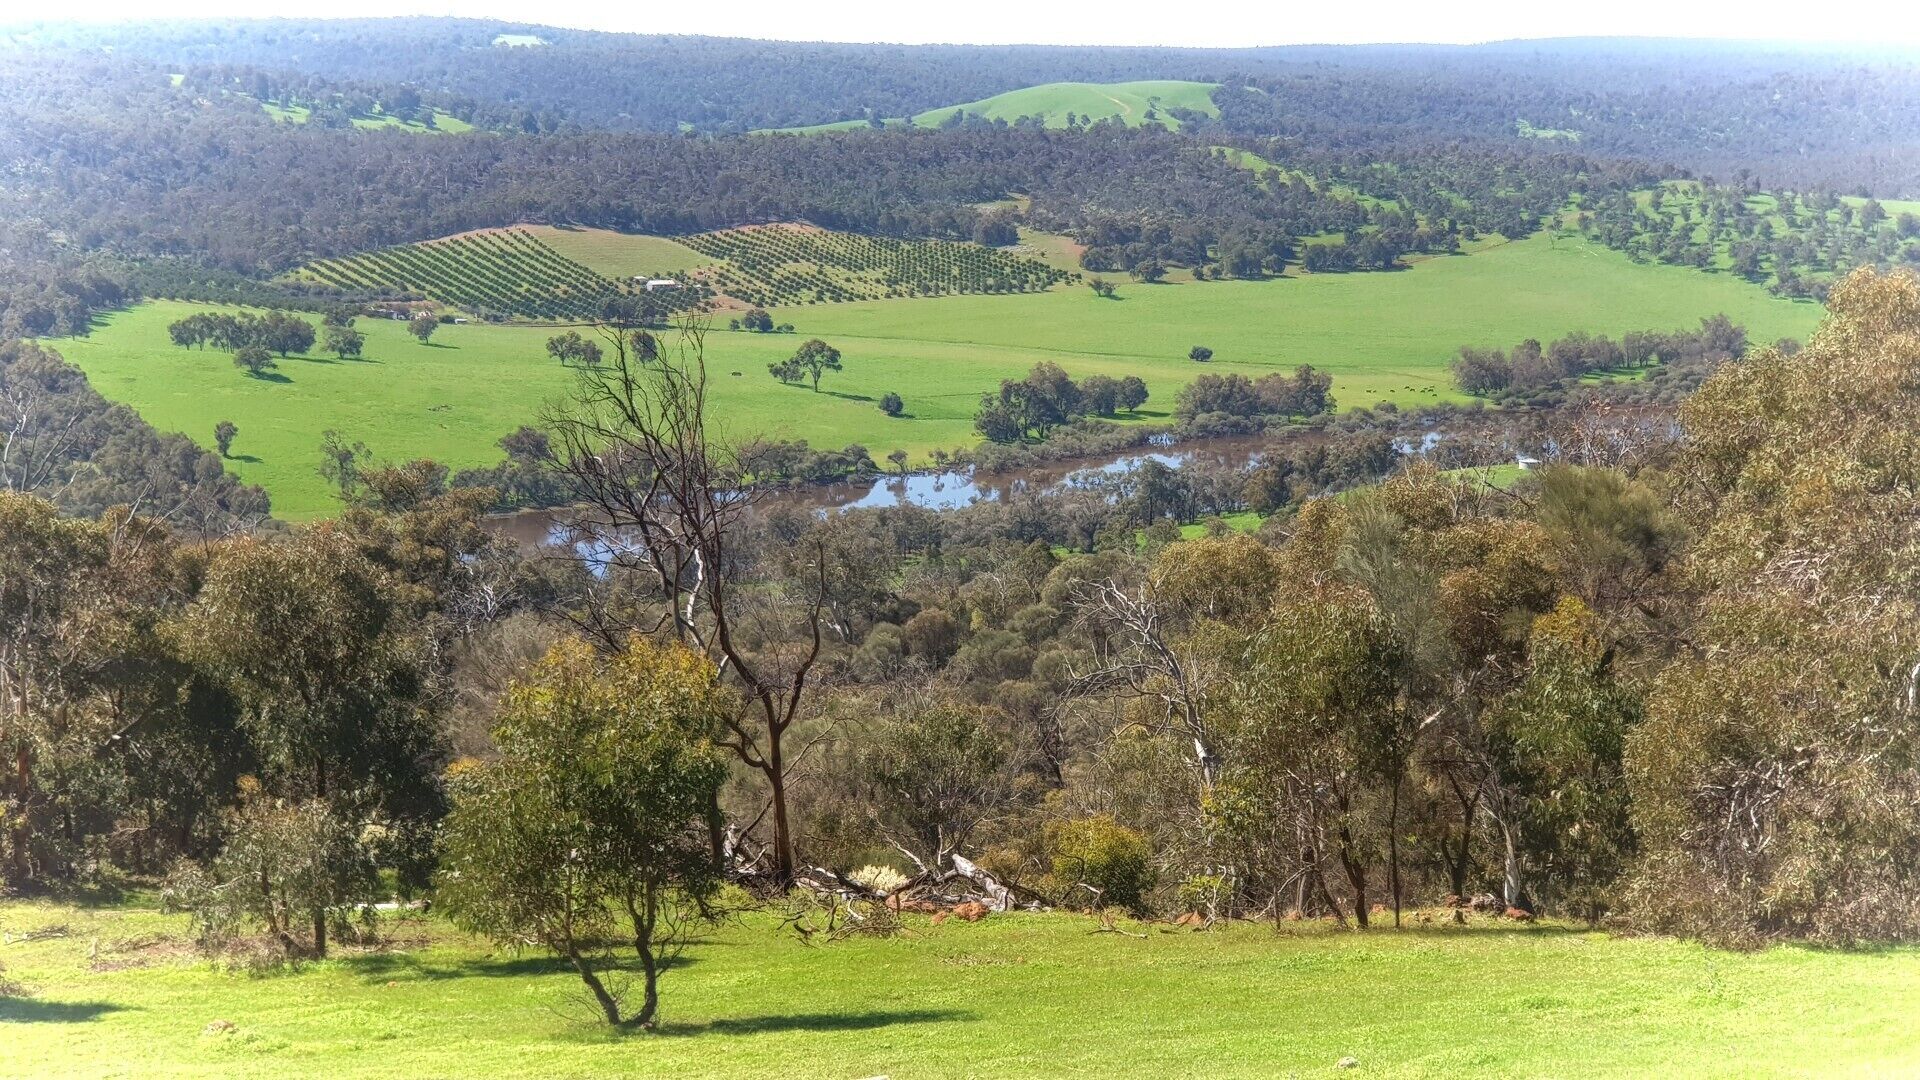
[
  {"left": 546, "top": 331, "right": 603, "bottom": 367},
  {"left": 233, "top": 345, "right": 275, "bottom": 376},
  {"left": 408, "top": 311, "right": 438, "bottom": 344},
  {"left": 1117, "top": 375, "right": 1149, "bottom": 412},
  {"left": 259, "top": 312, "right": 316, "bottom": 357},
  {"left": 214, "top": 420, "right": 238, "bottom": 458},
  {"left": 767, "top": 356, "right": 805, "bottom": 386},
  {"left": 1078, "top": 375, "right": 1119, "bottom": 417},
  {"left": 316, "top": 429, "right": 371, "bottom": 502},
  {"left": 878, "top": 392, "right": 904, "bottom": 417},
  {"left": 438, "top": 636, "right": 728, "bottom": 1028},
  {"left": 169, "top": 315, "right": 206, "bottom": 349},
  {"left": 790, "top": 338, "right": 843, "bottom": 392},
  {"left": 322, "top": 324, "right": 366, "bottom": 360},
  {"left": 1189, "top": 346, "right": 1214, "bottom": 362}
]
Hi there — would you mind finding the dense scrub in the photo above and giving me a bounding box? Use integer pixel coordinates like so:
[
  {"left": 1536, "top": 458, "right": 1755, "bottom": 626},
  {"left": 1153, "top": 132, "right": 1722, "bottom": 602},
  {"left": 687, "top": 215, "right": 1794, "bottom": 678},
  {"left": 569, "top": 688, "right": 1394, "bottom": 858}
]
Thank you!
[{"left": 6, "top": 271, "right": 1920, "bottom": 962}]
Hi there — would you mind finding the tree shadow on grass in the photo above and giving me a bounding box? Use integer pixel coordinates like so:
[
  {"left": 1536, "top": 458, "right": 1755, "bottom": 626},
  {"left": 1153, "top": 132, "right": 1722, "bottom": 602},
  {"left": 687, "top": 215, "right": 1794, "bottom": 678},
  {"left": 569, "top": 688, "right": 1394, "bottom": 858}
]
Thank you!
[
  {"left": 1381, "top": 923, "right": 1584, "bottom": 941},
  {"left": 0, "top": 998, "right": 130, "bottom": 1024},
  {"left": 818, "top": 390, "right": 874, "bottom": 402},
  {"left": 227, "top": 454, "right": 263, "bottom": 464},
  {"left": 246, "top": 371, "right": 292, "bottom": 384},
  {"left": 342, "top": 951, "right": 698, "bottom": 984},
  {"left": 655, "top": 1007, "right": 972, "bottom": 1038}
]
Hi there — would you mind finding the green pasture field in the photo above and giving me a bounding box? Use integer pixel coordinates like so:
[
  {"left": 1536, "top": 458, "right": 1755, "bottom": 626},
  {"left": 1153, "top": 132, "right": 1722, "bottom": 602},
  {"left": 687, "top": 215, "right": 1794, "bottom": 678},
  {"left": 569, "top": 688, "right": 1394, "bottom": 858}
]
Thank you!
[
  {"left": 259, "top": 100, "right": 473, "bottom": 133},
  {"left": 55, "top": 234, "right": 1820, "bottom": 520},
  {"left": 519, "top": 226, "right": 717, "bottom": 280},
  {"left": 771, "top": 79, "right": 1220, "bottom": 134},
  {"left": 3, "top": 896, "right": 1917, "bottom": 1078},
  {"left": 909, "top": 79, "right": 1220, "bottom": 129},
  {"left": 1179, "top": 510, "right": 1267, "bottom": 538}
]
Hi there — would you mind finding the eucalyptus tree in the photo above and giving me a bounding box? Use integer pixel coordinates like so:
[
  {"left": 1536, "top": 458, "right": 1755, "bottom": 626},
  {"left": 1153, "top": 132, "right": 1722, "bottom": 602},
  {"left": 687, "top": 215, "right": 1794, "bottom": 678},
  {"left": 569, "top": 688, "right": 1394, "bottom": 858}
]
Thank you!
[{"left": 544, "top": 325, "right": 829, "bottom": 887}]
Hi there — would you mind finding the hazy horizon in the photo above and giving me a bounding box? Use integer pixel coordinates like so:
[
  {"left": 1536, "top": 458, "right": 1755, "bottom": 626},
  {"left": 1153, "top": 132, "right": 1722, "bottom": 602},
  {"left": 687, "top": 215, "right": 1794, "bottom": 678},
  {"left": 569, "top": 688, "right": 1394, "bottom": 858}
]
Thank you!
[{"left": 12, "top": 3, "right": 1920, "bottom": 50}]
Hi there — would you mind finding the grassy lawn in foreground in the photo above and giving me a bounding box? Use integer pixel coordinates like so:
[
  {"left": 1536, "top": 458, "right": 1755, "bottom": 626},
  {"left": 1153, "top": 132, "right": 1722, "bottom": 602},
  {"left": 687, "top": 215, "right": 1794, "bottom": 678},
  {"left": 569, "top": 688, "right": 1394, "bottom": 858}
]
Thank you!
[
  {"left": 54, "top": 234, "right": 1819, "bottom": 519},
  {"left": 2, "top": 897, "right": 1916, "bottom": 1078}
]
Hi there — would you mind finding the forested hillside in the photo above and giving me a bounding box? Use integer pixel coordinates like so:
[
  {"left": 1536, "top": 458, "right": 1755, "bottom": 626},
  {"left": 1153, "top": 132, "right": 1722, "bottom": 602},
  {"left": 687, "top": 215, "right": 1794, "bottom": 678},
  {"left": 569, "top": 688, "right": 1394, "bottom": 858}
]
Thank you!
[{"left": 17, "top": 21, "right": 1920, "bottom": 193}]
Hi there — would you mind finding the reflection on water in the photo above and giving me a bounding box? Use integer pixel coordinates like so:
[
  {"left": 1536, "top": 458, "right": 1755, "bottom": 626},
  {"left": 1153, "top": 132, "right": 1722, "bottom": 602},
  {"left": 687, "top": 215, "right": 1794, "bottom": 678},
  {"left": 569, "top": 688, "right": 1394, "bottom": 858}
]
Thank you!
[
  {"left": 485, "top": 435, "right": 1278, "bottom": 549},
  {"left": 835, "top": 450, "right": 1192, "bottom": 511}
]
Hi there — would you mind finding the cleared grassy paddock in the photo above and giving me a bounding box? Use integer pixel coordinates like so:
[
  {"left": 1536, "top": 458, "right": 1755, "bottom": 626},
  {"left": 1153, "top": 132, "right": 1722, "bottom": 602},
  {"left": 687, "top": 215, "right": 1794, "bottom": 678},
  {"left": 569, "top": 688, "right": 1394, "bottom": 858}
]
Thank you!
[
  {"left": 521, "top": 226, "right": 717, "bottom": 280},
  {"left": 909, "top": 79, "right": 1220, "bottom": 129},
  {"left": 2, "top": 897, "right": 1916, "bottom": 1078},
  {"left": 771, "top": 79, "right": 1221, "bottom": 133},
  {"left": 55, "top": 235, "right": 1819, "bottom": 519}
]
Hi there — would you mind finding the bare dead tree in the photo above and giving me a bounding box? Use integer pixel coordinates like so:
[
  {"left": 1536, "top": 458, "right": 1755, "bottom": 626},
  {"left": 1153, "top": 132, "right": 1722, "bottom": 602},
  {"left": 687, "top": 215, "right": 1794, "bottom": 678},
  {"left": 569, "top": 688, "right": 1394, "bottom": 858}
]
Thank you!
[
  {"left": 0, "top": 382, "right": 79, "bottom": 500},
  {"left": 1067, "top": 578, "right": 1219, "bottom": 788},
  {"left": 543, "top": 322, "right": 825, "bottom": 887}
]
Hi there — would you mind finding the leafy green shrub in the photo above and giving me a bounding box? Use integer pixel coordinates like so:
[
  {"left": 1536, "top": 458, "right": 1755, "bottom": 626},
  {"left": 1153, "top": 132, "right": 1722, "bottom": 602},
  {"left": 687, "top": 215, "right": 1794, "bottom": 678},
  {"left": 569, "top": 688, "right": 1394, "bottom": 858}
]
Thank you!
[
  {"left": 1045, "top": 814, "right": 1156, "bottom": 915},
  {"left": 163, "top": 787, "right": 379, "bottom": 960}
]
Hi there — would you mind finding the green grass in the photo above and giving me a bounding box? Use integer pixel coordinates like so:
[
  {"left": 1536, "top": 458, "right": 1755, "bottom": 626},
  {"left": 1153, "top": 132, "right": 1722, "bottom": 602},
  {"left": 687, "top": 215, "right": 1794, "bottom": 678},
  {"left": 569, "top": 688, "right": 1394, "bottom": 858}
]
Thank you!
[
  {"left": 259, "top": 100, "right": 472, "bottom": 134},
  {"left": 1443, "top": 462, "right": 1529, "bottom": 489},
  {"left": 521, "top": 227, "right": 716, "bottom": 280},
  {"left": 1843, "top": 194, "right": 1920, "bottom": 217},
  {"left": 772, "top": 80, "right": 1220, "bottom": 134},
  {"left": 56, "top": 234, "right": 1820, "bottom": 520},
  {"left": 909, "top": 80, "right": 1219, "bottom": 130},
  {"left": 4, "top": 897, "right": 1918, "bottom": 1078},
  {"left": 1178, "top": 510, "right": 1267, "bottom": 538},
  {"left": 1517, "top": 119, "right": 1583, "bottom": 141}
]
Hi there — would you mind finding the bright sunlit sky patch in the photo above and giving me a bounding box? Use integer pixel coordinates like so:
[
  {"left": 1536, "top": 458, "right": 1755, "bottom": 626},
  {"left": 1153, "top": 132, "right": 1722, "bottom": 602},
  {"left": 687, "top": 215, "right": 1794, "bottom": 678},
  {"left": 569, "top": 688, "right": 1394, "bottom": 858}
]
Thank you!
[{"left": 15, "top": 0, "right": 1920, "bottom": 49}]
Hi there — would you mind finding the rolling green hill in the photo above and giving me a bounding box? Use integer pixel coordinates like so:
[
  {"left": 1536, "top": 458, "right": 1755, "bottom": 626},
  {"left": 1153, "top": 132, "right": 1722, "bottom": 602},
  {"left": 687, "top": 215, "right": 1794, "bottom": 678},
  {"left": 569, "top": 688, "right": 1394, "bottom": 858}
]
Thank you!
[
  {"left": 771, "top": 80, "right": 1220, "bottom": 134},
  {"left": 56, "top": 234, "right": 1820, "bottom": 519},
  {"left": 910, "top": 80, "right": 1220, "bottom": 129}
]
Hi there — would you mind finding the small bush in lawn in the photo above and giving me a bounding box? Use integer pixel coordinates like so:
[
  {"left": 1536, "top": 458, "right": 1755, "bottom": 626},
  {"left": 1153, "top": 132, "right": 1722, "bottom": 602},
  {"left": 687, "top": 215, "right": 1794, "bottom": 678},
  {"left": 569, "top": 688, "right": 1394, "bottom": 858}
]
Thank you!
[{"left": 1045, "top": 814, "right": 1156, "bottom": 916}]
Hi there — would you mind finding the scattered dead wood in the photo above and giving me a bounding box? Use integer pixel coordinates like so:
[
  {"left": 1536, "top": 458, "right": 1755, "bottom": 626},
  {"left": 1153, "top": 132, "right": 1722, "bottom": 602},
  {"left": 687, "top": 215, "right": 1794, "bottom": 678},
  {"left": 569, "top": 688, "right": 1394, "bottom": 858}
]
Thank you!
[{"left": 1088, "top": 910, "right": 1147, "bottom": 938}]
